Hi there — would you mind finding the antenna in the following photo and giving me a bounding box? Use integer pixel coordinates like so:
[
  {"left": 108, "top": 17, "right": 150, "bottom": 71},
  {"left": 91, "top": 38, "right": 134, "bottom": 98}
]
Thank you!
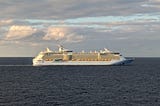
[{"left": 58, "top": 45, "right": 64, "bottom": 52}]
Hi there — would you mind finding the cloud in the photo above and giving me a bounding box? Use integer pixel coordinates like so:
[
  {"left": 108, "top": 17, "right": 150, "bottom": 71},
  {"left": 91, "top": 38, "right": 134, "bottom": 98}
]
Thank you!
[
  {"left": 66, "top": 34, "right": 84, "bottom": 43},
  {"left": 141, "top": 0, "right": 160, "bottom": 8},
  {"left": 1, "top": 0, "right": 160, "bottom": 57},
  {"left": 149, "top": 0, "right": 160, "bottom": 2},
  {"left": 5, "top": 25, "right": 37, "bottom": 40},
  {"left": 43, "top": 27, "right": 84, "bottom": 43},
  {"left": 16, "top": 12, "right": 160, "bottom": 30},
  {"left": 0, "top": 19, "right": 13, "bottom": 26},
  {"left": 43, "top": 27, "right": 66, "bottom": 40},
  {"left": 0, "top": 0, "right": 150, "bottom": 20},
  {"left": 30, "top": 42, "right": 40, "bottom": 47}
]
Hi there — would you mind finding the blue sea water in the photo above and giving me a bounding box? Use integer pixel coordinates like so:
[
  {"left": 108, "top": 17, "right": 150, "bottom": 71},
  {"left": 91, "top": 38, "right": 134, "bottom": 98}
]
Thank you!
[{"left": 0, "top": 57, "right": 160, "bottom": 106}]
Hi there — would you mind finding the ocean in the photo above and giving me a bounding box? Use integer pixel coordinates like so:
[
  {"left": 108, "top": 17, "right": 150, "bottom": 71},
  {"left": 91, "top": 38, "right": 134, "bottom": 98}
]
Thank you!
[{"left": 0, "top": 57, "right": 160, "bottom": 106}]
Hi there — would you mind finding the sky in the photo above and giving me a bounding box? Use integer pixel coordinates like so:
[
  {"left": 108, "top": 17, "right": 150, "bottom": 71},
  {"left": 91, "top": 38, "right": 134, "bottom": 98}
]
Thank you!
[{"left": 0, "top": 0, "right": 160, "bottom": 57}]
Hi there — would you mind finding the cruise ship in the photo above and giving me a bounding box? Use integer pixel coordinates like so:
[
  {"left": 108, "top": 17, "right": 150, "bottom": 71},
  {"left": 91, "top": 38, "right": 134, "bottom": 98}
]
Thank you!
[{"left": 33, "top": 45, "right": 133, "bottom": 66}]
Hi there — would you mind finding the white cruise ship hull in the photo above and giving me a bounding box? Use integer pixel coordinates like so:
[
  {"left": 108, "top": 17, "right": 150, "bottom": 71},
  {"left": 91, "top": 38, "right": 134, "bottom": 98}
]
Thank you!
[{"left": 33, "top": 57, "right": 133, "bottom": 66}]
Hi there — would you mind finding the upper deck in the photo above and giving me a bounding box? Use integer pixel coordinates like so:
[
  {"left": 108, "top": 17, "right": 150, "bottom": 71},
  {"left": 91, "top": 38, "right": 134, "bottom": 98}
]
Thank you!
[{"left": 38, "top": 46, "right": 121, "bottom": 61}]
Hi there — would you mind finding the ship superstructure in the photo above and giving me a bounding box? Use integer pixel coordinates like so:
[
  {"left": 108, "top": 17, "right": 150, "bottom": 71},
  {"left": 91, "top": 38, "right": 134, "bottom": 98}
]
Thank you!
[{"left": 33, "top": 45, "right": 133, "bottom": 66}]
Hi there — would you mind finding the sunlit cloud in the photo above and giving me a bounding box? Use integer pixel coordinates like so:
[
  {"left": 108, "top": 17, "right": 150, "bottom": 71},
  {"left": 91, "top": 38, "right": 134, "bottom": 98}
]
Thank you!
[
  {"left": 43, "top": 27, "right": 84, "bottom": 43},
  {"left": 0, "top": 19, "right": 13, "bottom": 26},
  {"left": 43, "top": 27, "right": 66, "bottom": 40},
  {"left": 5, "top": 25, "right": 37, "bottom": 40}
]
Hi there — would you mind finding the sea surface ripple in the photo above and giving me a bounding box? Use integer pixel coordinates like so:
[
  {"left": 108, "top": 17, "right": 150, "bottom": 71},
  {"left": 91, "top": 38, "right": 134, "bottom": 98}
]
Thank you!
[{"left": 0, "top": 57, "right": 160, "bottom": 106}]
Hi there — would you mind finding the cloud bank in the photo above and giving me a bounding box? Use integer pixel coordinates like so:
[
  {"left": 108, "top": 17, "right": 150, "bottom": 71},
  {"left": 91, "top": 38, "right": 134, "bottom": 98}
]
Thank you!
[{"left": 0, "top": 0, "right": 160, "bottom": 57}]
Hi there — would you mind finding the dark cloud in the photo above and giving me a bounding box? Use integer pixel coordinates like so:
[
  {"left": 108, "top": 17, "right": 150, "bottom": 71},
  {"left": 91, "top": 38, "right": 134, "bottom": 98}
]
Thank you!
[{"left": 0, "top": 0, "right": 154, "bottom": 19}]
